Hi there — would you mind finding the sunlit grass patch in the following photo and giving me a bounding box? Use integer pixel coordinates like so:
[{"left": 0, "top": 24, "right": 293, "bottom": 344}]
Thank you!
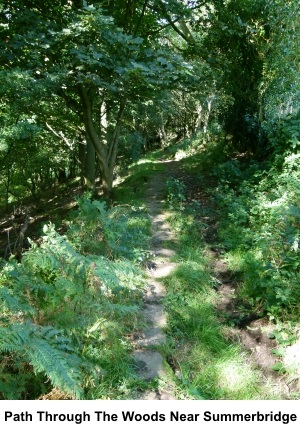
[
  {"left": 224, "top": 250, "right": 246, "bottom": 273},
  {"left": 114, "top": 160, "right": 165, "bottom": 204},
  {"left": 168, "top": 262, "right": 211, "bottom": 293},
  {"left": 165, "top": 261, "right": 278, "bottom": 399},
  {"left": 188, "top": 346, "right": 269, "bottom": 399}
]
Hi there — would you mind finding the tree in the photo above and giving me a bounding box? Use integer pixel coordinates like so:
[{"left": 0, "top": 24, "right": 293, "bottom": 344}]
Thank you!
[
  {"left": 259, "top": 0, "right": 300, "bottom": 156},
  {"left": 196, "top": 0, "right": 267, "bottom": 153},
  {"left": 1, "top": 0, "right": 197, "bottom": 196}
]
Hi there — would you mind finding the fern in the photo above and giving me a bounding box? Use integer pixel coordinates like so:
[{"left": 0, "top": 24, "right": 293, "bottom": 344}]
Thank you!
[
  {"left": 0, "top": 283, "right": 35, "bottom": 317},
  {"left": 0, "top": 196, "right": 147, "bottom": 399},
  {"left": 0, "top": 321, "right": 83, "bottom": 399}
]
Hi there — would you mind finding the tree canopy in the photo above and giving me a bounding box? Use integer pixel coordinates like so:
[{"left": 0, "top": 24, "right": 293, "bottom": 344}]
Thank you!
[{"left": 1, "top": 0, "right": 297, "bottom": 199}]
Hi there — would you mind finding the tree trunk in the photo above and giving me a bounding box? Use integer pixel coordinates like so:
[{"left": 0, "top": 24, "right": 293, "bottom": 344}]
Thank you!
[
  {"left": 84, "top": 136, "right": 96, "bottom": 191},
  {"left": 204, "top": 97, "right": 213, "bottom": 134},
  {"left": 78, "top": 139, "right": 86, "bottom": 186},
  {"left": 194, "top": 104, "right": 203, "bottom": 134},
  {"left": 79, "top": 136, "right": 96, "bottom": 191},
  {"left": 78, "top": 85, "right": 126, "bottom": 197}
]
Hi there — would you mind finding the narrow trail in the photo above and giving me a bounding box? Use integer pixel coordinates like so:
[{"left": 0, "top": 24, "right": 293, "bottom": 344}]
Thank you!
[
  {"left": 132, "top": 161, "right": 177, "bottom": 400},
  {"left": 131, "top": 158, "right": 297, "bottom": 400}
]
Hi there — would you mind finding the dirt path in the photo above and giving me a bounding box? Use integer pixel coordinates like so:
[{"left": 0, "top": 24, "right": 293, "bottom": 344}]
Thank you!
[
  {"left": 131, "top": 158, "right": 298, "bottom": 400},
  {"left": 132, "top": 161, "right": 177, "bottom": 400}
]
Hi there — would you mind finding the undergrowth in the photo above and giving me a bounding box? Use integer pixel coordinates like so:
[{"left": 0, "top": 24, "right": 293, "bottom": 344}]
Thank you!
[
  {"left": 214, "top": 154, "right": 300, "bottom": 323},
  {"left": 0, "top": 194, "right": 150, "bottom": 399},
  {"left": 163, "top": 176, "right": 280, "bottom": 399},
  {"left": 166, "top": 129, "right": 300, "bottom": 391}
]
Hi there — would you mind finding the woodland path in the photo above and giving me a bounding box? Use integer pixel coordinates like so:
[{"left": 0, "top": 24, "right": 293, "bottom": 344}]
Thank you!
[
  {"left": 131, "top": 157, "right": 297, "bottom": 400},
  {"left": 132, "top": 160, "right": 178, "bottom": 400}
]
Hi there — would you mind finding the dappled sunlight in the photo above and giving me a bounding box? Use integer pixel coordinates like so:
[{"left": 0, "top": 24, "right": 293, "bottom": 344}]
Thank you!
[
  {"left": 136, "top": 159, "right": 156, "bottom": 165},
  {"left": 216, "top": 356, "right": 255, "bottom": 394}
]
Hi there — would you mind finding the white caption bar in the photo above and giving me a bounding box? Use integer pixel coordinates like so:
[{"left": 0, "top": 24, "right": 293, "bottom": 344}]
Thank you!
[{"left": 0, "top": 400, "right": 299, "bottom": 429}]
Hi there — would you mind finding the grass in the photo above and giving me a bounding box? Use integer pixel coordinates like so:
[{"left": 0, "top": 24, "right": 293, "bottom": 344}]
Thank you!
[
  {"left": 3, "top": 133, "right": 297, "bottom": 399},
  {"left": 114, "top": 158, "right": 165, "bottom": 204},
  {"left": 161, "top": 175, "right": 284, "bottom": 399}
]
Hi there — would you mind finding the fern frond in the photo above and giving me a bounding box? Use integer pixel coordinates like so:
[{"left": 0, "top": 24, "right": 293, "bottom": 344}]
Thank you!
[
  {"left": 26, "top": 338, "right": 83, "bottom": 399},
  {"left": 0, "top": 284, "right": 35, "bottom": 316},
  {"left": 0, "top": 322, "right": 83, "bottom": 399}
]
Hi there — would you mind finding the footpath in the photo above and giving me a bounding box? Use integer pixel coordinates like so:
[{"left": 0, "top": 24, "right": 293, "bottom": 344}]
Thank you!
[{"left": 132, "top": 161, "right": 177, "bottom": 400}]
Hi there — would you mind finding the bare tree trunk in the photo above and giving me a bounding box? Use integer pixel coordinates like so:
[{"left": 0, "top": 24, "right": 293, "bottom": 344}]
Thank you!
[
  {"left": 79, "top": 85, "right": 126, "bottom": 197},
  {"left": 107, "top": 96, "right": 127, "bottom": 186},
  {"left": 204, "top": 97, "right": 213, "bottom": 134},
  {"left": 78, "top": 139, "right": 86, "bottom": 186},
  {"left": 84, "top": 136, "right": 96, "bottom": 191},
  {"left": 194, "top": 104, "right": 203, "bottom": 134}
]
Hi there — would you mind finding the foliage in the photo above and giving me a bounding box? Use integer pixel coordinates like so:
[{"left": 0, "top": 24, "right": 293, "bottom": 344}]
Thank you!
[
  {"left": 260, "top": 0, "right": 300, "bottom": 155},
  {"left": 212, "top": 150, "right": 300, "bottom": 320},
  {"left": 166, "top": 177, "right": 186, "bottom": 211},
  {"left": 67, "top": 195, "right": 150, "bottom": 262},
  {"left": 164, "top": 174, "right": 278, "bottom": 399},
  {"left": 0, "top": 0, "right": 299, "bottom": 400},
  {"left": 0, "top": 0, "right": 199, "bottom": 196},
  {"left": 0, "top": 196, "right": 146, "bottom": 399}
]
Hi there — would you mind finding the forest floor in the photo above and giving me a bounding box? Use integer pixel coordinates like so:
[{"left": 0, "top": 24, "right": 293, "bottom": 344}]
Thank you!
[
  {"left": 1, "top": 147, "right": 299, "bottom": 399},
  {"left": 130, "top": 154, "right": 298, "bottom": 399}
]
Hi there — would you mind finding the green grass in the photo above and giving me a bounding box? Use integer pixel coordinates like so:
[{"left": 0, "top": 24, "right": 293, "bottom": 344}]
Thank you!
[
  {"left": 161, "top": 180, "right": 283, "bottom": 399},
  {"left": 164, "top": 260, "right": 276, "bottom": 399},
  {"left": 114, "top": 158, "right": 165, "bottom": 204}
]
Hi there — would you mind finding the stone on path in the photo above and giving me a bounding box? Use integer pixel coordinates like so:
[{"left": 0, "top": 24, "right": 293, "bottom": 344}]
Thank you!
[{"left": 132, "top": 350, "right": 165, "bottom": 380}]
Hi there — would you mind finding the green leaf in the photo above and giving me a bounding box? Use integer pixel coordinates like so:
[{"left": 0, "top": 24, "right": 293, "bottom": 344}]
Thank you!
[
  {"left": 271, "top": 348, "right": 285, "bottom": 357},
  {"left": 271, "top": 362, "right": 286, "bottom": 373}
]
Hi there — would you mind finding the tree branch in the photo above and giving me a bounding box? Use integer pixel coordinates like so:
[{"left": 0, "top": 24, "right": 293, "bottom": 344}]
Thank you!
[
  {"left": 146, "top": 1, "right": 200, "bottom": 42},
  {"left": 167, "top": 18, "right": 191, "bottom": 43},
  {"left": 134, "top": 0, "right": 149, "bottom": 36},
  {"left": 45, "top": 122, "right": 75, "bottom": 150},
  {"left": 56, "top": 89, "right": 82, "bottom": 118}
]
